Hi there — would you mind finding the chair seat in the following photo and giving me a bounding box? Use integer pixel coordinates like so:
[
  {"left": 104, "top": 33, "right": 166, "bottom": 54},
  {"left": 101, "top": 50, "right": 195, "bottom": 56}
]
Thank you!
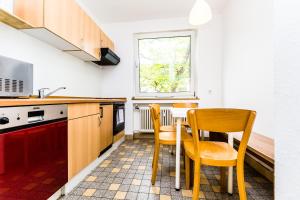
[
  {"left": 159, "top": 131, "right": 192, "bottom": 145},
  {"left": 160, "top": 125, "right": 176, "bottom": 132},
  {"left": 184, "top": 141, "right": 238, "bottom": 166},
  {"left": 160, "top": 124, "right": 190, "bottom": 132}
]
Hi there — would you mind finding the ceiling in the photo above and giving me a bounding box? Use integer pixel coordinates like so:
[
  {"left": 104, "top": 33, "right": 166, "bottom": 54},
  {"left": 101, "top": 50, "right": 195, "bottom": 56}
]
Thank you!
[{"left": 78, "top": 0, "right": 229, "bottom": 24}]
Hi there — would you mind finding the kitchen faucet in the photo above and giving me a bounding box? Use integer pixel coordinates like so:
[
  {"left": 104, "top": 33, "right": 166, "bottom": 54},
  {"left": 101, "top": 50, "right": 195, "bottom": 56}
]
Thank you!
[{"left": 38, "top": 87, "right": 66, "bottom": 99}]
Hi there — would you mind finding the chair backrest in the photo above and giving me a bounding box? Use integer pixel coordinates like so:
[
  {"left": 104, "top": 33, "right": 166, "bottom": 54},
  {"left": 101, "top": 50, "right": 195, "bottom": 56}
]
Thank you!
[
  {"left": 149, "top": 104, "right": 161, "bottom": 143},
  {"left": 187, "top": 108, "right": 256, "bottom": 162},
  {"left": 172, "top": 103, "right": 198, "bottom": 108}
]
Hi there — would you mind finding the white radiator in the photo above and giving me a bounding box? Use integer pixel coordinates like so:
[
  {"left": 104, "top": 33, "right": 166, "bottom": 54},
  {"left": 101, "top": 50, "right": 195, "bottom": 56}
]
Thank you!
[{"left": 134, "top": 106, "right": 186, "bottom": 133}]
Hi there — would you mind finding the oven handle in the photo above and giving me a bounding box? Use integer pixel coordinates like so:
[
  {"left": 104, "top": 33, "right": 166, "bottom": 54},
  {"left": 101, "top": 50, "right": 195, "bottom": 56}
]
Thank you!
[{"left": 28, "top": 116, "right": 44, "bottom": 123}]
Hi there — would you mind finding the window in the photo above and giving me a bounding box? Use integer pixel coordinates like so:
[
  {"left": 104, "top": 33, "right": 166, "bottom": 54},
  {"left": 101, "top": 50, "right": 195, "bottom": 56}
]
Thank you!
[{"left": 135, "top": 31, "right": 195, "bottom": 97}]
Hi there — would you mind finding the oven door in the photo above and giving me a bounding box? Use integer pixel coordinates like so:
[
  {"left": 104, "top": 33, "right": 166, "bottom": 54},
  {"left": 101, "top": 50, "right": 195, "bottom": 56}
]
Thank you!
[
  {"left": 113, "top": 104, "right": 125, "bottom": 135},
  {"left": 0, "top": 120, "right": 68, "bottom": 200}
]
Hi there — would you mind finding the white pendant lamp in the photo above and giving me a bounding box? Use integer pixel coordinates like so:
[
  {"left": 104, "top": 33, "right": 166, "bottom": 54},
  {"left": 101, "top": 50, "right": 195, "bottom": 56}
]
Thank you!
[{"left": 189, "top": 0, "right": 212, "bottom": 25}]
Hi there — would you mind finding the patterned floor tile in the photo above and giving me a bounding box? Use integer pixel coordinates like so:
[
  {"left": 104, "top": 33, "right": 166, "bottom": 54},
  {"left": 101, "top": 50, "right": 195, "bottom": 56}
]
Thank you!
[
  {"left": 62, "top": 139, "right": 274, "bottom": 200},
  {"left": 82, "top": 189, "right": 96, "bottom": 197},
  {"left": 115, "top": 191, "right": 127, "bottom": 199}
]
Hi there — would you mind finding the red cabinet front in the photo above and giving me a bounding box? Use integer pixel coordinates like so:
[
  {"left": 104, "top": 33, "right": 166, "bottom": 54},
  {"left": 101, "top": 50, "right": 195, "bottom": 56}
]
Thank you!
[{"left": 0, "top": 120, "right": 68, "bottom": 200}]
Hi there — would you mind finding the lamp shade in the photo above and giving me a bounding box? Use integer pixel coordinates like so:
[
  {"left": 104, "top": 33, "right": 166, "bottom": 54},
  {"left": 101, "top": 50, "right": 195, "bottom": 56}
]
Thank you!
[{"left": 189, "top": 0, "right": 212, "bottom": 25}]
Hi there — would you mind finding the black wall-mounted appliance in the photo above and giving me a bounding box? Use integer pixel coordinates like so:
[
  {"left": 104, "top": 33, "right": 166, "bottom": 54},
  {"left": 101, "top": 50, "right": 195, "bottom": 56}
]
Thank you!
[{"left": 93, "top": 48, "right": 120, "bottom": 66}]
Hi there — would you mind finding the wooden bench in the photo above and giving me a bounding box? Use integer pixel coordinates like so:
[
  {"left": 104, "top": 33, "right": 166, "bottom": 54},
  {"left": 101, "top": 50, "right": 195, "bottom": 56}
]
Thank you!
[
  {"left": 209, "top": 131, "right": 274, "bottom": 182},
  {"left": 233, "top": 132, "right": 274, "bottom": 182}
]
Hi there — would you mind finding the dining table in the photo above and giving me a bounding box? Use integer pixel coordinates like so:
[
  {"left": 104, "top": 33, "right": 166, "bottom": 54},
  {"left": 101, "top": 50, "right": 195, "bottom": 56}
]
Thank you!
[{"left": 170, "top": 107, "right": 233, "bottom": 193}]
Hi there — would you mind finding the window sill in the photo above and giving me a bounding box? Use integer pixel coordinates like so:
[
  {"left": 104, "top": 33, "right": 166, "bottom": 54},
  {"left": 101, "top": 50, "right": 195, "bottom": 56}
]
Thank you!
[{"left": 132, "top": 96, "right": 200, "bottom": 101}]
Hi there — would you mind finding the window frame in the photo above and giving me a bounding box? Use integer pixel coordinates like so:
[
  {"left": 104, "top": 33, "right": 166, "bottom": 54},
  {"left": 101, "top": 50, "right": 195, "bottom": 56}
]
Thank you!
[{"left": 134, "top": 30, "right": 196, "bottom": 97}]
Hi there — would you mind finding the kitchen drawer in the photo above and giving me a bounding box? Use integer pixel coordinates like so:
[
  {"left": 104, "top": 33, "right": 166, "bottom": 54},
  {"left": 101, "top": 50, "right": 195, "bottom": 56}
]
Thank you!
[{"left": 68, "top": 103, "right": 99, "bottom": 120}]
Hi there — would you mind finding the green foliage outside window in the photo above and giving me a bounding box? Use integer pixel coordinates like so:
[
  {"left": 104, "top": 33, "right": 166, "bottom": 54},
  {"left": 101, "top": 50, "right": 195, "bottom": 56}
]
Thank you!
[{"left": 138, "top": 36, "right": 191, "bottom": 93}]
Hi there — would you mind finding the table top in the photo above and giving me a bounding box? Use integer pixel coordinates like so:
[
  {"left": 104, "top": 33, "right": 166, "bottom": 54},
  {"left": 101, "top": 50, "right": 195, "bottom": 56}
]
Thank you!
[{"left": 170, "top": 108, "right": 192, "bottom": 118}]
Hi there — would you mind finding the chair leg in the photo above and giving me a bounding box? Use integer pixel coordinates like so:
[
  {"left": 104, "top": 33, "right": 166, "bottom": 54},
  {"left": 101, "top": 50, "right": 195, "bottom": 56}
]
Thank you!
[
  {"left": 152, "top": 147, "right": 156, "bottom": 168},
  {"left": 192, "top": 158, "right": 201, "bottom": 200},
  {"left": 151, "top": 143, "right": 160, "bottom": 185},
  {"left": 152, "top": 142, "right": 159, "bottom": 168},
  {"left": 170, "top": 146, "right": 174, "bottom": 155},
  {"left": 182, "top": 147, "right": 186, "bottom": 169},
  {"left": 220, "top": 167, "right": 227, "bottom": 192},
  {"left": 237, "top": 162, "right": 247, "bottom": 200},
  {"left": 185, "top": 154, "right": 191, "bottom": 189}
]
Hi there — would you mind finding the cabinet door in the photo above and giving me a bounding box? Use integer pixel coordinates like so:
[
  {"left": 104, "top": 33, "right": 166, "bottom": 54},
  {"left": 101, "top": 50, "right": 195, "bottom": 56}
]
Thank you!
[
  {"left": 100, "top": 30, "right": 109, "bottom": 48},
  {"left": 44, "top": 0, "right": 83, "bottom": 49},
  {"left": 68, "top": 117, "right": 89, "bottom": 180},
  {"left": 107, "top": 36, "right": 115, "bottom": 51},
  {"left": 13, "top": 0, "right": 44, "bottom": 27},
  {"left": 100, "top": 30, "right": 115, "bottom": 50},
  {"left": 68, "top": 113, "right": 101, "bottom": 180},
  {"left": 109, "top": 39, "right": 115, "bottom": 51},
  {"left": 100, "top": 105, "right": 113, "bottom": 152},
  {"left": 87, "top": 114, "right": 101, "bottom": 162},
  {"left": 82, "top": 15, "right": 101, "bottom": 60}
]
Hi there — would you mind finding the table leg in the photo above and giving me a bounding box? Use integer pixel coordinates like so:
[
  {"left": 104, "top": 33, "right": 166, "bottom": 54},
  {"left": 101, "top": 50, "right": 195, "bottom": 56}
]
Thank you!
[
  {"left": 228, "top": 133, "right": 233, "bottom": 194},
  {"left": 201, "top": 130, "right": 205, "bottom": 141},
  {"left": 175, "top": 118, "right": 182, "bottom": 190}
]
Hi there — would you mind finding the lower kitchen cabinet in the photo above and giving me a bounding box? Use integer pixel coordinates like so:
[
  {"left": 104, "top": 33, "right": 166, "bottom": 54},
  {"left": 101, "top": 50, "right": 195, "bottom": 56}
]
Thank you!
[
  {"left": 68, "top": 116, "right": 89, "bottom": 180},
  {"left": 68, "top": 103, "right": 113, "bottom": 180},
  {"left": 68, "top": 103, "right": 101, "bottom": 180},
  {"left": 88, "top": 114, "right": 101, "bottom": 161},
  {"left": 99, "top": 105, "right": 113, "bottom": 153}
]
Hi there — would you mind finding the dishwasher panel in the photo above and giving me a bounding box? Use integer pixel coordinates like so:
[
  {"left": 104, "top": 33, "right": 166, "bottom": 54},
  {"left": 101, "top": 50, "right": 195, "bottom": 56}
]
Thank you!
[{"left": 0, "top": 120, "right": 68, "bottom": 200}]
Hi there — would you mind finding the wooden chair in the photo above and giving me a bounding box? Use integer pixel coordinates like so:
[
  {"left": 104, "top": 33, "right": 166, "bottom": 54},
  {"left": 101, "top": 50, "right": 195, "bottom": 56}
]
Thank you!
[
  {"left": 172, "top": 103, "right": 198, "bottom": 108},
  {"left": 184, "top": 109, "right": 256, "bottom": 200},
  {"left": 172, "top": 103, "right": 198, "bottom": 127},
  {"left": 151, "top": 104, "right": 176, "bottom": 132},
  {"left": 149, "top": 104, "right": 192, "bottom": 185}
]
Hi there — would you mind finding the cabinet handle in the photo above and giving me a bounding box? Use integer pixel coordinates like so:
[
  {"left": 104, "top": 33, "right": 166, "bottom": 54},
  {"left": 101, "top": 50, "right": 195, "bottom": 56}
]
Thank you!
[
  {"left": 100, "top": 107, "right": 103, "bottom": 118},
  {"left": 98, "top": 115, "right": 102, "bottom": 126}
]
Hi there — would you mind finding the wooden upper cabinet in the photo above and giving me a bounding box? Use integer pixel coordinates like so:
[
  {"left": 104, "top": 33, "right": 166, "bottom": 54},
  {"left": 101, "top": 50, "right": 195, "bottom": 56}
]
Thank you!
[
  {"left": 82, "top": 15, "right": 101, "bottom": 59},
  {"left": 13, "top": 0, "right": 114, "bottom": 60},
  {"left": 109, "top": 39, "right": 115, "bottom": 51},
  {"left": 100, "top": 30, "right": 114, "bottom": 50},
  {"left": 13, "top": 0, "right": 44, "bottom": 27},
  {"left": 100, "top": 30, "right": 108, "bottom": 48},
  {"left": 44, "top": 0, "right": 83, "bottom": 49}
]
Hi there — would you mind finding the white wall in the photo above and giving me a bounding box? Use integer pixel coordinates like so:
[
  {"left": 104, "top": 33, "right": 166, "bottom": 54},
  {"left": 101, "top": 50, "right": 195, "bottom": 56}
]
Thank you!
[
  {"left": 0, "top": 23, "right": 102, "bottom": 97},
  {"left": 0, "top": 1, "right": 13, "bottom": 12},
  {"left": 273, "top": 0, "right": 300, "bottom": 198},
  {"left": 222, "top": 0, "right": 274, "bottom": 138},
  {"left": 98, "top": 17, "right": 224, "bottom": 135}
]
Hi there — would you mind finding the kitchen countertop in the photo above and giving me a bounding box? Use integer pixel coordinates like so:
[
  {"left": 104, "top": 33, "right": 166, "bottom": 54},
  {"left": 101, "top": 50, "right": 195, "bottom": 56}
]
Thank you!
[{"left": 0, "top": 97, "right": 126, "bottom": 107}]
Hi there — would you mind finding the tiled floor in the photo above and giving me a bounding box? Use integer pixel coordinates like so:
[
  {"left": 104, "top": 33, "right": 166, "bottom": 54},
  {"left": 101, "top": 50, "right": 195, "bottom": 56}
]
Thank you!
[{"left": 62, "top": 139, "right": 274, "bottom": 200}]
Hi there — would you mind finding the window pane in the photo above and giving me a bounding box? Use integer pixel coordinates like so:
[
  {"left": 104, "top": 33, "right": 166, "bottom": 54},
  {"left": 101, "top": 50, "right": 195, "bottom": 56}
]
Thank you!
[{"left": 138, "top": 36, "right": 191, "bottom": 93}]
